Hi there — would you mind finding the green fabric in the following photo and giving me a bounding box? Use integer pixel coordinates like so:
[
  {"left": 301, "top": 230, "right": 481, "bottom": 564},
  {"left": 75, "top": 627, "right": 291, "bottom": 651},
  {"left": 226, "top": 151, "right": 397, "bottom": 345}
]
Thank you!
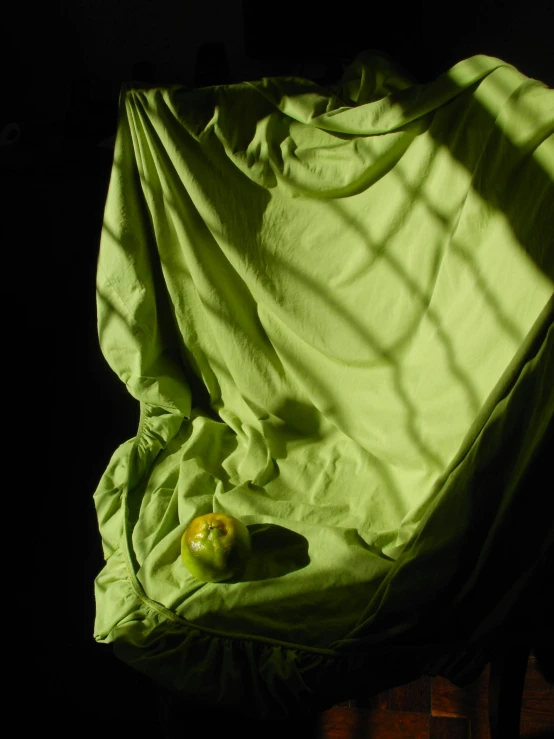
[{"left": 93, "top": 51, "right": 554, "bottom": 718}]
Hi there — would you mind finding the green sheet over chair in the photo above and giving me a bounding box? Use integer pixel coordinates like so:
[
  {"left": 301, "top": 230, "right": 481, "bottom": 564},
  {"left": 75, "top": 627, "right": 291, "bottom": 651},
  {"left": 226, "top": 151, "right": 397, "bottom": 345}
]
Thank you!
[{"left": 93, "top": 51, "right": 554, "bottom": 718}]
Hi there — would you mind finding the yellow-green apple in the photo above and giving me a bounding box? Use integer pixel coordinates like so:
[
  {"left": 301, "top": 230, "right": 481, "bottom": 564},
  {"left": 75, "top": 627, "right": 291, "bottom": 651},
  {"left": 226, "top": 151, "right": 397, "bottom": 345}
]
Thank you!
[{"left": 181, "top": 513, "right": 252, "bottom": 582}]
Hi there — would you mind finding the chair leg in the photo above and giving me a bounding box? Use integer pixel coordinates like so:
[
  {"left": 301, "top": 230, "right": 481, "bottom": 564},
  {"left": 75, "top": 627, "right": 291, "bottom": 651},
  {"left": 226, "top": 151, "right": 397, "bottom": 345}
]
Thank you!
[{"left": 488, "top": 643, "right": 530, "bottom": 739}]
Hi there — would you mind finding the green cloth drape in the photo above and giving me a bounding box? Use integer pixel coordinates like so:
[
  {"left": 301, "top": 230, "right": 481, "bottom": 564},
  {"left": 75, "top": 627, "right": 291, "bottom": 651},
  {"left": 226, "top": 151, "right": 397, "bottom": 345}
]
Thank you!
[{"left": 93, "top": 51, "right": 554, "bottom": 718}]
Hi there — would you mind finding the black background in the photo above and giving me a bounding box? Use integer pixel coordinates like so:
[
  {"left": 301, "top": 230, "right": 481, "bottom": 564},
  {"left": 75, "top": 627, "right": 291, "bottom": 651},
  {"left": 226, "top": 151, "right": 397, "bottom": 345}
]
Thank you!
[{"left": 3, "top": 1, "right": 552, "bottom": 735}]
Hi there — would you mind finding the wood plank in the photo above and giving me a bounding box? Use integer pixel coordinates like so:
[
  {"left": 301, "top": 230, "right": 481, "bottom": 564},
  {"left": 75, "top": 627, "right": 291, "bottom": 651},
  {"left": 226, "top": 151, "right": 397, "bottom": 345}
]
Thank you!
[
  {"left": 318, "top": 706, "right": 429, "bottom": 739},
  {"left": 521, "top": 657, "right": 554, "bottom": 726},
  {"left": 352, "top": 689, "right": 391, "bottom": 710},
  {"left": 431, "top": 657, "right": 554, "bottom": 732},
  {"left": 430, "top": 716, "right": 470, "bottom": 739},
  {"left": 431, "top": 667, "right": 489, "bottom": 719},
  {"left": 324, "top": 654, "right": 551, "bottom": 739},
  {"left": 390, "top": 675, "right": 431, "bottom": 713},
  {"left": 369, "top": 690, "right": 391, "bottom": 711},
  {"left": 431, "top": 668, "right": 490, "bottom": 739},
  {"left": 520, "top": 721, "right": 554, "bottom": 738}
]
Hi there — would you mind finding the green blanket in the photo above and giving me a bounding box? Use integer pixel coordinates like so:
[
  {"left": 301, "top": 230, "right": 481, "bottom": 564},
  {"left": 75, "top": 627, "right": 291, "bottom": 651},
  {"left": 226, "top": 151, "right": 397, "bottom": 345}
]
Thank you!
[{"left": 93, "top": 51, "right": 554, "bottom": 718}]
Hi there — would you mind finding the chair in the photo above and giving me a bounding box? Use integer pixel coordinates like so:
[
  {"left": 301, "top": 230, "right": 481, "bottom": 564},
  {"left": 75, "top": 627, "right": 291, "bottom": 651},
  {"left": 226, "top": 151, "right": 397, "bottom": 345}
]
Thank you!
[{"left": 92, "top": 50, "right": 554, "bottom": 725}]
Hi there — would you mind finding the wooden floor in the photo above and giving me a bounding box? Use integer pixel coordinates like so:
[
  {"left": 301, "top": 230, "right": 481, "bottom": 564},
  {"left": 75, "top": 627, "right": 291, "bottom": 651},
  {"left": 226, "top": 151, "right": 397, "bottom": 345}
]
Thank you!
[{"left": 316, "top": 654, "right": 554, "bottom": 739}]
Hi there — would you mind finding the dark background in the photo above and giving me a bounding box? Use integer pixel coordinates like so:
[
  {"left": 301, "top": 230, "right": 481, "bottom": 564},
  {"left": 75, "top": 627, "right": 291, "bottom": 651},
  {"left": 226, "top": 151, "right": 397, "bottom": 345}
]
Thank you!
[{"left": 3, "top": 0, "right": 552, "bottom": 735}]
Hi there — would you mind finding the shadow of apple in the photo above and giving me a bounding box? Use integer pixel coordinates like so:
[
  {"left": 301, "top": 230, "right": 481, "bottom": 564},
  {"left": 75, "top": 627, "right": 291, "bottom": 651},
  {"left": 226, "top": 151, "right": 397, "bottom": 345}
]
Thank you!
[{"left": 227, "top": 523, "right": 310, "bottom": 582}]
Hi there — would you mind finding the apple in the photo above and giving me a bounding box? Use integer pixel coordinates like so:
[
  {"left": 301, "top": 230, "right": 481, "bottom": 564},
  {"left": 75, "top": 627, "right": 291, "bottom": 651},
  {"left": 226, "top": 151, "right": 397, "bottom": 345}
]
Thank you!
[{"left": 181, "top": 512, "right": 252, "bottom": 582}]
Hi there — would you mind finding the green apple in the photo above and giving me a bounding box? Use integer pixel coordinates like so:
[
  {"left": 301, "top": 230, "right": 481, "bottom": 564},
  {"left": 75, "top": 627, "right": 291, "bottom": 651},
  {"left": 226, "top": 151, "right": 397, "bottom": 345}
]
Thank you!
[{"left": 181, "top": 512, "right": 252, "bottom": 583}]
